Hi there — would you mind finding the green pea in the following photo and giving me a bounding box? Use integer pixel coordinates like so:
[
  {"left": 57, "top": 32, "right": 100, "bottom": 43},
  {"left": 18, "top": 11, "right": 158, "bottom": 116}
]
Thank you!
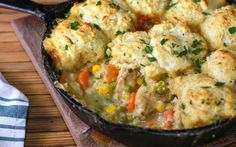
[{"left": 156, "top": 80, "right": 168, "bottom": 95}]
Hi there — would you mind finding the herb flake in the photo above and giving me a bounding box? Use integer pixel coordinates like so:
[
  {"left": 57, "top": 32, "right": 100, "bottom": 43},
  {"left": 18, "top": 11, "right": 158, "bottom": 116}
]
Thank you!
[
  {"left": 181, "top": 103, "right": 186, "bottom": 110},
  {"left": 96, "top": 1, "right": 102, "bottom": 6},
  {"left": 192, "top": 0, "right": 201, "bottom": 3},
  {"left": 93, "top": 24, "right": 101, "bottom": 30},
  {"left": 194, "top": 57, "right": 206, "bottom": 67},
  {"left": 191, "top": 40, "right": 202, "bottom": 48},
  {"left": 64, "top": 45, "right": 68, "bottom": 50},
  {"left": 166, "top": 2, "right": 178, "bottom": 10},
  {"left": 229, "top": 26, "right": 236, "bottom": 34},
  {"left": 192, "top": 48, "right": 203, "bottom": 55},
  {"left": 65, "top": 11, "right": 71, "bottom": 18},
  {"left": 147, "top": 21, "right": 154, "bottom": 28},
  {"left": 215, "top": 82, "right": 225, "bottom": 87},
  {"left": 70, "top": 21, "right": 79, "bottom": 30},
  {"left": 144, "top": 45, "right": 153, "bottom": 53},
  {"left": 160, "top": 38, "right": 169, "bottom": 45},
  {"left": 116, "top": 30, "right": 126, "bottom": 36},
  {"left": 147, "top": 56, "right": 157, "bottom": 62}
]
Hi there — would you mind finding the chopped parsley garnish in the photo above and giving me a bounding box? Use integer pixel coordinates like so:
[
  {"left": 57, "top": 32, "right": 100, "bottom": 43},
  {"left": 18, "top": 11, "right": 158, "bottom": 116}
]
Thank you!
[
  {"left": 173, "top": 46, "right": 189, "bottom": 57},
  {"left": 194, "top": 57, "right": 206, "bottom": 67},
  {"left": 229, "top": 26, "right": 236, "bottom": 34},
  {"left": 144, "top": 45, "right": 153, "bottom": 53},
  {"left": 147, "top": 56, "right": 157, "bottom": 62},
  {"left": 201, "top": 86, "right": 211, "bottom": 88},
  {"left": 166, "top": 2, "right": 178, "bottom": 10},
  {"left": 70, "top": 21, "right": 79, "bottom": 30},
  {"left": 202, "top": 11, "right": 210, "bottom": 15},
  {"left": 93, "top": 24, "right": 101, "bottom": 30},
  {"left": 216, "top": 100, "right": 222, "bottom": 106},
  {"left": 96, "top": 1, "right": 102, "bottom": 6},
  {"left": 192, "top": 0, "right": 201, "bottom": 3},
  {"left": 64, "top": 45, "right": 68, "bottom": 50},
  {"left": 181, "top": 103, "right": 186, "bottom": 110},
  {"left": 147, "top": 21, "right": 154, "bottom": 28},
  {"left": 190, "top": 100, "right": 193, "bottom": 105},
  {"left": 192, "top": 48, "right": 203, "bottom": 55},
  {"left": 65, "top": 11, "right": 71, "bottom": 18},
  {"left": 191, "top": 40, "right": 202, "bottom": 48},
  {"left": 216, "top": 98, "right": 224, "bottom": 106},
  {"left": 160, "top": 38, "right": 169, "bottom": 45},
  {"left": 140, "top": 39, "right": 147, "bottom": 44},
  {"left": 140, "top": 64, "right": 146, "bottom": 67},
  {"left": 116, "top": 30, "right": 126, "bottom": 36},
  {"left": 223, "top": 42, "right": 228, "bottom": 47},
  {"left": 80, "top": 14, "right": 83, "bottom": 18},
  {"left": 109, "top": 3, "right": 120, "bottom": 10},
  {"left": 194, "top": 68, "right": 201, "bottom": 74},
  {"left": 215, "top": 82, "right": 225, "bottom": 87},
  {"left": 172, "top": 43, "right": 177, "bottom": 48}
]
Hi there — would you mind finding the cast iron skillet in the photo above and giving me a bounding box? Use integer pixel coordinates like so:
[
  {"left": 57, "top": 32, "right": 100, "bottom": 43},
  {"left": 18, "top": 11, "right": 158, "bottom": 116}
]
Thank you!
[{"left": 1, "top": 0, "right": 236, "bottom": 146}]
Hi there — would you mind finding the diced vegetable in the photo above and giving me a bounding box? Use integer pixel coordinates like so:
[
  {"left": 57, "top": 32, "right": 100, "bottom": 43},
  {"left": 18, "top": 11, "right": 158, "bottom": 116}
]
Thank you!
[
  {"left": 77, "top": 69, "right": 90, "bottom": 90},
  {"left": 124, "top": 93, "right": 130, "bottom": 99},
  {"left": 127, "top": 92, "right": 136, "bottom": 112},
  {"left": 136, "top": 78, "right": 144, "bottom": 86},
  {"left": 165, "top": 103, "right": 173, "bottom": 110},
  {"left": 105, "top": 105, "right": 117, "bottom": 114},
  {"left": 92, "top": 64, "right": 101, "bottom": 74},
  {"left": 98, "top": 83, "right": 111, "bottom": 95},
  {"left": 164, "top": 110, "right": 174, "bottom": 129},
  {"left": 156, "top": 101, "right": 165, "bottom": 113},
  {"left": 104, "top": 64, "right": 119, "bottom": 82},
  {"left": 156, "top": 80, "right": 168, "bottom": 95},
  {"left": 125, "top": 86, "right": 131, "bottom": 92},
  {"left": 59, "top": 72, "right": 67, "bottom": 84}
]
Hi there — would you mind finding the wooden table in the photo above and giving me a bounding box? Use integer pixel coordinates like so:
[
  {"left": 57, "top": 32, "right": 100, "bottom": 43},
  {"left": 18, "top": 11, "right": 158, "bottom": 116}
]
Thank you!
[{"left": 0, "top": 8, "right": 76, "bottom": 146}]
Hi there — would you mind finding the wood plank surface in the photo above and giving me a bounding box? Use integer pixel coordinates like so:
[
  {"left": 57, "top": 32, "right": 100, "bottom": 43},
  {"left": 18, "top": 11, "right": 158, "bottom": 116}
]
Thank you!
[{"left": 0, "top": 7, "right": 76, "bottom": 146}]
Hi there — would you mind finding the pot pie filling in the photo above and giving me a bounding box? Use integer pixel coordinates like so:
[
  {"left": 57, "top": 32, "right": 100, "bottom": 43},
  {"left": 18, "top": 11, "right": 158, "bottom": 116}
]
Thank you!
[{"left": 43, "top": 0, "right": 236, "bottom": 130}]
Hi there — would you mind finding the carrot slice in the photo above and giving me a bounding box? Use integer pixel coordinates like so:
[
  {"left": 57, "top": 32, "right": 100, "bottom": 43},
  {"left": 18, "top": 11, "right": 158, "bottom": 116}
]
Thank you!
[
  {"left": 77, "top": 69, "right": 90, "bottom": 90},
  {"left": 164, "top": 109, "right": 174, "bottom": 129},
  {"left": 127, "top": 92, "right": 136, "bottom": 112},
  {"left": 104, "top": 64, "right": 119, "bottom": 82},
  {"left": 59, "top": 72, "right": 67, "bottom": 84}
]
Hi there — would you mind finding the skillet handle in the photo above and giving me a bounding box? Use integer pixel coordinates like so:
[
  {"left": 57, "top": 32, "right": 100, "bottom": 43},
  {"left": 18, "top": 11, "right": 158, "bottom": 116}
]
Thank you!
[
  {"left": 0, "top": 0, "right": 46, "bottom": 19},
  {"left": 0, "top": 0, "right": 76, "bottom": 21}
]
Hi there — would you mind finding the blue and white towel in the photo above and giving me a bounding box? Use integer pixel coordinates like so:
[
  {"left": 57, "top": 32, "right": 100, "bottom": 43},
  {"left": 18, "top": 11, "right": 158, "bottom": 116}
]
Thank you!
[{"left": 0, "top": 73, "right": 29, "bottom": 147}]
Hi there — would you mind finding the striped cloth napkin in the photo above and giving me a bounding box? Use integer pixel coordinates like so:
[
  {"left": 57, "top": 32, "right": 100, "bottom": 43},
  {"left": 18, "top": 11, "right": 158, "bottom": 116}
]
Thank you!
[{"left": 0, "top": 73, "right": 29, "bottom": 147}]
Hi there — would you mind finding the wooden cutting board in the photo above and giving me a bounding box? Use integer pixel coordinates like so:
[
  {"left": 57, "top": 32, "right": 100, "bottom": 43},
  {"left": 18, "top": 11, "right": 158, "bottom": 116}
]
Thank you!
[{"left": 11, "top": 15, "right": 236, "bottom": 147}]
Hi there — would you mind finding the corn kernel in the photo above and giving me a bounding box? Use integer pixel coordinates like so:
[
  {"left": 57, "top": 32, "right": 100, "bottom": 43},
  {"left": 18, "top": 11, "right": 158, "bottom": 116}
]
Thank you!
[
  {"left": 124, "top": 93, "right": 129, "bottom": 99},
  {"left": 98, "top": 84, "right": 111, "bottom": 95},
  {"left": 136, "top": 78, "right": 144, "bottom": 86},
  {"left": 156, "top": 101, "right": 165, "bottom": 113},
  {"left": 165, "top": 103, "right": 173, "bottom": 110},
  {"left": 105, "top": 105, "right": 117, "bottom": 114},
  {"left": 92, "top": 64, "right": 101, "bottom": 74}
]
